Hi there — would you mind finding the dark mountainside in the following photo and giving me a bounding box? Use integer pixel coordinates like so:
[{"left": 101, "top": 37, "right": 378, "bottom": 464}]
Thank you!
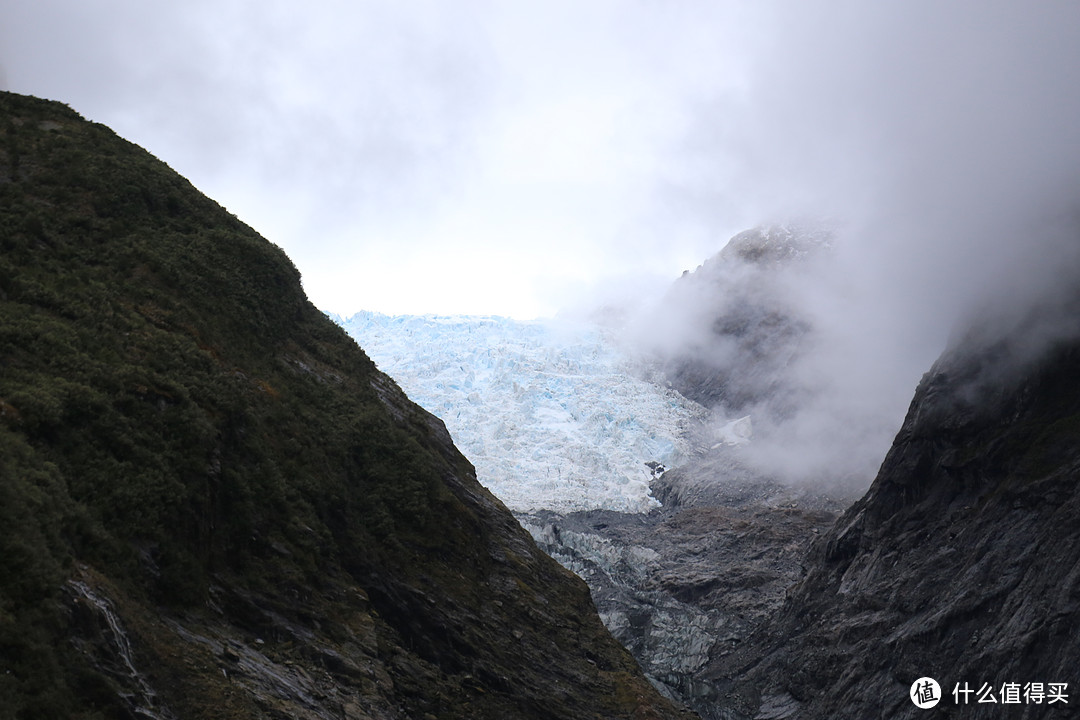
[
  {"left": 707, "top": 304, "right": 1080, "bottom": 718},
  {"left": 0, "top": 91, "right": 691, "bottom": 720}
]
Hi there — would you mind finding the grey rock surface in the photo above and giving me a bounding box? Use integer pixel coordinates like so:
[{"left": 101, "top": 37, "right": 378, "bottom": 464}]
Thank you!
[
  {"left": 522, "top": 446, "right": 851, "bottom": 719},
  {"left": 707, "top": 313, "right": 1080, "bottom": 718}
]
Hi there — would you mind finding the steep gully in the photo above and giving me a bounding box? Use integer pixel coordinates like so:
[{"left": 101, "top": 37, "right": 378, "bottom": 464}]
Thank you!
[
  {"left": 342, "top": 223, "right": 1080, "bottom": 718},
  {"left": 342, "top": 226, "right": 861, "bottom": 718}
]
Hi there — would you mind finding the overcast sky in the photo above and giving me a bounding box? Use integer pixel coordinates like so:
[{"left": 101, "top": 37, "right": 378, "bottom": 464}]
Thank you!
[{"left": 3, "top": 0, "right": 1080, "bottom": 334}]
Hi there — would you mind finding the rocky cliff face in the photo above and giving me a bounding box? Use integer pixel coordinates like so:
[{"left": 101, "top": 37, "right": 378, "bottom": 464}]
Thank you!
[
  {"left": 707, "top": 303, "right": 1080, "bottom": 718},
  {"left": 525, "top": 451, "right": 848, "bottom": 720},
  {"left": 641, "top": 224, "right": 831, "bottom": 416},
  {"left": 0, "top": 91, "right": 689, "bottom": 720}
]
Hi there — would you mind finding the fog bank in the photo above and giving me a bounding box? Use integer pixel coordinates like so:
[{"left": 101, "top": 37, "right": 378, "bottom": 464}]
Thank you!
[{"left": 614, "top": 2, "right": 1080, "bottom": 488}]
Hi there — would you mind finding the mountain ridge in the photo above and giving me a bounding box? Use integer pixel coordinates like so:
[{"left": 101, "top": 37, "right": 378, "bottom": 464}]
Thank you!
[{"left": 0, "top": 90, "right": 689, "bottom": 719}]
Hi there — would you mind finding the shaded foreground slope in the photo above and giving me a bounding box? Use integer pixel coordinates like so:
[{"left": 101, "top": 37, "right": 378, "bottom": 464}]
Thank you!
[
  {"left": 0, "top": 92, "right": 689, "bottom": 719},
  {"left": 709, "top": 308, "right": 1080, "bottom": 718}
]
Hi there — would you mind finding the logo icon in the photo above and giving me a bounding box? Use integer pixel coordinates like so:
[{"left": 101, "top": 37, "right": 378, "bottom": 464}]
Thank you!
[{"left": 911, "top": 677, "right": 941, "bottom": 709}]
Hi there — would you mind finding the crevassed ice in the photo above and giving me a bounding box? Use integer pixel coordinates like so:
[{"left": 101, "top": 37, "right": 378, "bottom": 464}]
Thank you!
[{"left": 337, "top": 312, "right": 705, "bottom": 513}]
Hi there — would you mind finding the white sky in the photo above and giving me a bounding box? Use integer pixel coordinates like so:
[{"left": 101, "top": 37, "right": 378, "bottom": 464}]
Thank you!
[
  {"left": 3, "top": 1, "right": 1080, "bottom": 328},
  {"left": 1, "top": 1, "right": 752, "bottom": 318}
]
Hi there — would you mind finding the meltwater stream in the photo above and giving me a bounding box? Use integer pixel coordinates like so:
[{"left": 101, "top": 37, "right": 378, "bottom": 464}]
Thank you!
[{"left": 67, "top": 577, "right": 176, "bottom": 720}]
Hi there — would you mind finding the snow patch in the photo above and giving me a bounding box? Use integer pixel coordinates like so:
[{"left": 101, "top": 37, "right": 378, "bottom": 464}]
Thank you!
[{"left": 713, "top": 415, "right": 753, "bottom": 447}]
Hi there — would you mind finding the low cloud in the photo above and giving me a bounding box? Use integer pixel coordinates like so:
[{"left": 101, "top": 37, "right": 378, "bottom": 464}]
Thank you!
[
  {"left": 614, "top": 1, "right": 1080, "bottom": 489},
  {"left": 4, "top": 1, "right": 1079, "bottom": 488}
]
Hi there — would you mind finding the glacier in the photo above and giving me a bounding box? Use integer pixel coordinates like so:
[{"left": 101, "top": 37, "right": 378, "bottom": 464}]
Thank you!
[{"left": 336, "top": 312, "right": 706, "bottom": 513}]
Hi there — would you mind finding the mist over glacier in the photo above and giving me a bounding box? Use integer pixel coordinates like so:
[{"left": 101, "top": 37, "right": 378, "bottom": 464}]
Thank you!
[{"left": 20, "top": 0, "right": 1074, "bottom": 507}]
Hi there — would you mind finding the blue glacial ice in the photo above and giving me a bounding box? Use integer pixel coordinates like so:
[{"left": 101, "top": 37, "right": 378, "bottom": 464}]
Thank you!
[{"left": 336, "top": 312, "right": 706, "bottom": 513}]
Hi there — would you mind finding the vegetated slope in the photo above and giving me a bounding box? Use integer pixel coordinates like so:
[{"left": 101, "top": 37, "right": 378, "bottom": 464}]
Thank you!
[
  {"left": 0, "top": 91, "right": 689, "bottom": 720},
  {"left": 708, "top": 303, "right": 1080, "bottom": 718}
]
